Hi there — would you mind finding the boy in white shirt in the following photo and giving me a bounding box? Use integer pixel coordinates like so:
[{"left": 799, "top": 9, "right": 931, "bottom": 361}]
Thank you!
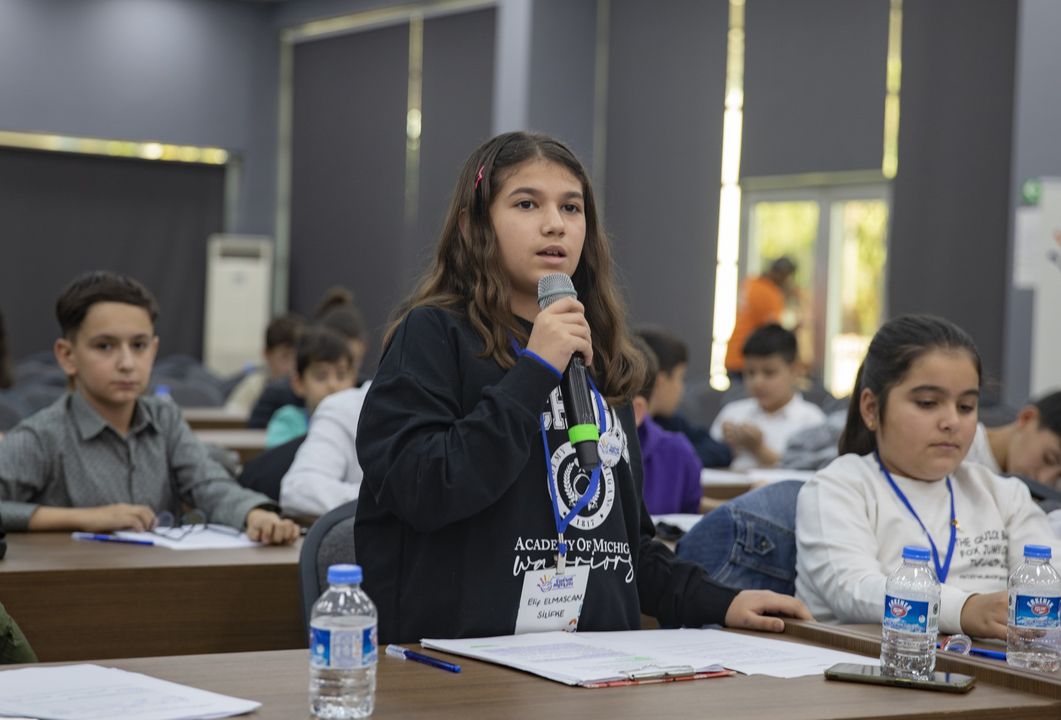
[{"left": 711, "top": 324, "right": 824, "bottom": 470}]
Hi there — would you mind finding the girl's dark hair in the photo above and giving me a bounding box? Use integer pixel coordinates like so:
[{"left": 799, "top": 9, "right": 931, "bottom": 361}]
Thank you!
[
  {"left": 311, "top": 287, "right": 366, "bottom": 343},
  {"left": 0, "top": 307, "right": 11, "bottom": 389},
  {"left": 838, "top": 314, "right": 983, "bottom": 456},
  {"left": 385, "top": 131, "right": 644, "bottom": 402}
]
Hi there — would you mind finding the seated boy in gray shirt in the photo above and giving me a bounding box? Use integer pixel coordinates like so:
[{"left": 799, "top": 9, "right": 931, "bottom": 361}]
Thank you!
[{"left": 0, "top": 271, "right": 299, "bottom": 544}]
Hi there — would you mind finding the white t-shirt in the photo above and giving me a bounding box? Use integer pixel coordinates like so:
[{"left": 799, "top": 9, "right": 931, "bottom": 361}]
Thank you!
[
  {"left": 279, "top": 383, "right": 370, "bottom": 517},
  {"left": 710, "top": 393, "right": 826, "bottom": 471},
  {"left": 795, "top": 452, "right": 1061, "bottom": 634}
]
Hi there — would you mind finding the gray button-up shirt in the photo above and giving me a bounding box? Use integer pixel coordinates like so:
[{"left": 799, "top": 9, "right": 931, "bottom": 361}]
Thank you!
[{"left": 0, "top": 392, "right": 273, "bottom": 530}]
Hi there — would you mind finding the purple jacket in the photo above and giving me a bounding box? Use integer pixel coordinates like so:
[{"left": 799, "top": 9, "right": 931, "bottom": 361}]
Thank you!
[{"left": 637, "top": 416, "right": 703, "bottom": 515}]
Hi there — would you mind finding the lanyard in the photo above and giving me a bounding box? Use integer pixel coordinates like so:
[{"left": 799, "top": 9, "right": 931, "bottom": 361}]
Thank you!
[
  {"left": 874, "top": 451, "right": 957, "bottom": 583},
  {"left": 510, "top": 338, "right": 607, "bottom": 574}
]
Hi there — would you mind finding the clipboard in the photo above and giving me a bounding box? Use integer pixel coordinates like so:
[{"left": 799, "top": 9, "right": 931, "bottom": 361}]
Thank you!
[{"left": 581, "top": 664, "right": 734, "bottom": 688}]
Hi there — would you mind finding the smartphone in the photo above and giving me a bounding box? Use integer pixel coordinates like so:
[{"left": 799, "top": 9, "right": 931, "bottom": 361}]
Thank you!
[{"left": 824, "top": 663, "right": 976, "bottom": 693}]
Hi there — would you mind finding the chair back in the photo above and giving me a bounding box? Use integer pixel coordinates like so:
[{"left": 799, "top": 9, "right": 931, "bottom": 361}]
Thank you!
[{"left": 299, "top": 500, "right": 358, "bottom": 631}]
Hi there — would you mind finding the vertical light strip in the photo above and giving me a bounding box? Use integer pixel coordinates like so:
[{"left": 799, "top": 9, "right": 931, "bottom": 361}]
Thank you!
[
  {"left": 592, "top": 0, "right": 611, "bottom": 205},
  {"left": 708, "top": 0, "right": 746, "bottom": 392},
  {"left": 404, "top": 15, "right": 424, "bottom": 228},
  {"left": 273, "top": 35, "right": 295, "bottom": 313},
  {"left": 882, "top": 0, "right": 902, "bottom": 179}
]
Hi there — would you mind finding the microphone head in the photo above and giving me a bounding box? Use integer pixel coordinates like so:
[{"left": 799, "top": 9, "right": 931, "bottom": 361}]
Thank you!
[{"left": 537, "top": 273, "right": 577, "bottom": 310}]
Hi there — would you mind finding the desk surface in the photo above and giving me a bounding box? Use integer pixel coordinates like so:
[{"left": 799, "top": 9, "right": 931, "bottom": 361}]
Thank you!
[
  {"left": 0, "top": 533, "right": 304, "bottom": 661},
  {"left": 181, "top": 406, "right": 249, "bottom": 430},
  {"left": 194, "top": 428, "right": 268, "bottom": 463},
  {"left": 19, "top": 627, "right": 1061, "bottom": 720}
]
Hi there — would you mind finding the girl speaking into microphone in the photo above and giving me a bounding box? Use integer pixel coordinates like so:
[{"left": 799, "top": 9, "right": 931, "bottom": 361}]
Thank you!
[{"left": 354, "top": 131, "right": 809, "bottom": 643}]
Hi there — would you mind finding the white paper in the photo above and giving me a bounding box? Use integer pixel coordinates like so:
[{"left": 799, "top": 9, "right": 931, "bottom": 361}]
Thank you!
[
  {"left": 0, "top": 663, "right": 260, "bottom": 720},
  {"left": 422, "top": 628, "right": 873, "bottom": 685},
  {"left": 700, "top": 468, "right": 814, "bottom": 487},
  {"left": 650, "top": 514, "right": 703, "bottom": 533},
  {"left": 115, "top": 525, "right": 260, "bottom": 550}
]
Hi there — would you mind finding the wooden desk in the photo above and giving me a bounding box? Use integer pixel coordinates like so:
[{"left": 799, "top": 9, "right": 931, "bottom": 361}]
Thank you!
[
  {"left": 16, "top": 625, "right": 1061, "bottom": 720},
  {"left": 181, "top": 407, "right": 249, "bottom": 430},
  {"left": 0, "top": 533, "right": 304, "bottom": 662},
  {"left": 194, "top": 429, "right": 268, "bottom": 464}
]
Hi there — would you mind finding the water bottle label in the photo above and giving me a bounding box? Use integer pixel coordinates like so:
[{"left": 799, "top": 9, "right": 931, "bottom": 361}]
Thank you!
[
  {"left": 883, "top": 595, "right": 931, "bottom": 633},
  {"left": 310, "top": 624, "right": 378, "bottom": 669},
  {"left": 1010, "top": 594, "right": 1061, "bottom": 628}
]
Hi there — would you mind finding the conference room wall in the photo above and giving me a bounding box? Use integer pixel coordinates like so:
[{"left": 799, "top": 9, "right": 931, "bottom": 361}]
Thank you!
[
  {"left": 0, "top": 0, "right": 278, "bottom": 237},
  {"left": 287, "top": 7, "right": 497, "bottom": 368},
  {"left": 1004, "top": 0, "right": 1061, "bottom": 406},
  {"left": 888, "top": 0, "right": 1018, "bottom": 402},
  {"left": 602, "top": 0, "right": 727, "bottom": 380},
  {"left": 741, "top": 0, "right": 889, "bottom": 178}
]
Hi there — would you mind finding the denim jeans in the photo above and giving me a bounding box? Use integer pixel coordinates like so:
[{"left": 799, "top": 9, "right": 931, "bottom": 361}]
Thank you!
[{"left": 676, "top": 480, "right": 804, "bottom": 595}]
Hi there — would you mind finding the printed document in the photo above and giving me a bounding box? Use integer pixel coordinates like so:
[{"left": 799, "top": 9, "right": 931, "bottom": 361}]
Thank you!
[
  {"left": 422, "top": 628, "right": 873, "bottom": 686},
  {"left": 0, "top": 663, "right": 259, "bottom": 720}
]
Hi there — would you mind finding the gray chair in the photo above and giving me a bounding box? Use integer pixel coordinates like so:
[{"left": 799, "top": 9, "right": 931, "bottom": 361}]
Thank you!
[{"left": 299, "top": 500, "right": 358, "bottom": 631}]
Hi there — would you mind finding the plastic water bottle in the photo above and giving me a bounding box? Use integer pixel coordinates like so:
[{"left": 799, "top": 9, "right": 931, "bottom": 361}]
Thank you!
[
  {"left": 880, "top": 546, "right": 940, "bottom": 678},
  {"left": 310, "top": 564, "right": 378, "bottom": 719},
  {"left": 1007, "top": 544, "right": 1061, "bottom": 672}
]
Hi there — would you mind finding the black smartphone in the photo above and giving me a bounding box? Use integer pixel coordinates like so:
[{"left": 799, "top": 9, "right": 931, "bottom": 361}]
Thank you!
[{"left": 824, "top": 663, "right": 976, "bottom": 693}]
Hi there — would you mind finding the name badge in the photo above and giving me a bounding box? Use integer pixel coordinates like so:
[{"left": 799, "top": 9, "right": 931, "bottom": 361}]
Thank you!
[
  {"left": 598, "top": 424, "right": 624, "bottom": 469},
  {"left": 514, "top": 564, "right": 590, "bottom": 635}
]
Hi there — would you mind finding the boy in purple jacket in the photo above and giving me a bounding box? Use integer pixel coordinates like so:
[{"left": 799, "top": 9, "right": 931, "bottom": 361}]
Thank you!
[{"left": 631, "top": 336, "right": 704, "bottom": 515}]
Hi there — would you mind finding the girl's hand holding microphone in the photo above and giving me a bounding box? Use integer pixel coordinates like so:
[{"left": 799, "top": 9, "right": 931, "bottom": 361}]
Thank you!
[{"left": 525, "top": 297, "right": 593, "bottom": 372}]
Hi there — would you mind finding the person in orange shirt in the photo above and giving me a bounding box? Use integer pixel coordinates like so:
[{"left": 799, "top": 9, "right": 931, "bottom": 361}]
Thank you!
[{"left": 724, "top": 256, "right": 796, "bottom": 379}]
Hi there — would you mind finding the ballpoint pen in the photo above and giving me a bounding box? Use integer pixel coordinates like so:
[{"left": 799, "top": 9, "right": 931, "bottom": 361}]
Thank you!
[
  {"left": 72, "top": 532, "right": 155, "bottom": 546},
  {"left": 936, "top": 641, "right": 1007, "bottom": 661},
  {"left": 386, "top": 644, "right": 461, "bottom": 673}
]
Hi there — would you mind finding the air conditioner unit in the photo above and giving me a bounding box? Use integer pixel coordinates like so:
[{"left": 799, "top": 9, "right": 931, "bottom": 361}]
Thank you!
[{"left": 203, "top": 234, "right": 273, "bottom": 376}]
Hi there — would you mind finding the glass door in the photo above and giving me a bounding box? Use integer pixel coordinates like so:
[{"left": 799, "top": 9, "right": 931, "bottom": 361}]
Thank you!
[{"left": 741, "top": 184, "right": 889, "bottom": 398}]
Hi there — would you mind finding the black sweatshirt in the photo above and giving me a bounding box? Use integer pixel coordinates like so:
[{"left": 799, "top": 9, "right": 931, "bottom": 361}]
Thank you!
[{"left": 354, "top": 307, "right": 738, "bottom": 643}]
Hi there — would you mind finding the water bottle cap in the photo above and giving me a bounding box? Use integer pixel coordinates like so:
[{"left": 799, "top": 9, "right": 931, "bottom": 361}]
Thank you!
[
  {"left": 327, "top": 563, "right": 362, "bottom": 585},
  {"left": 1024, "top": 544, "right": 1052, "bottom": 560},
  {"left": 902, "top": 546, "right": 931, "bottom": 562}
]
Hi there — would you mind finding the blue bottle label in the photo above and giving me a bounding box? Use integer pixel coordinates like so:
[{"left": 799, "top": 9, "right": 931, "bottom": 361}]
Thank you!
[
  {"left": 310, "top": 623, "right": 378, "bottom": 669},
  {"left": 1010, "top": 594, "right": 1061, "bottom": 628},
  {"left": 883, "top": 595, "right": 930, "bottom": 633}
]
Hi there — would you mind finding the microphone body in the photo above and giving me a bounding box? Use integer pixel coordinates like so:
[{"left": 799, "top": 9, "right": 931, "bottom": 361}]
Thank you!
[{"left": 537, "top": 274, "right": 600, "bottom": 471}]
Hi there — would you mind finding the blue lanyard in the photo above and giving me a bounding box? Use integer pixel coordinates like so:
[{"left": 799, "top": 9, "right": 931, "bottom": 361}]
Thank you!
[
  {"left": 510, "top": 338, "right": 607, "bottom": 573},
  {"left": 874, "top": 451, "right": 957, "bottom": 583}
]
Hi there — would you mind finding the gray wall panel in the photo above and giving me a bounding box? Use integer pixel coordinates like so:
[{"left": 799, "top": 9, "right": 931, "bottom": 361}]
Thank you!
[
  {"left": 742, "top": 0, "right": 889, "bottom": 177},
  {"left": 888, "top": 0, "right": 1018, "bottom": 397},
  {"left": 0, "top": 148, "right": 224, "bottom": 359},
  {"left": 289, "top": 23, "right": 410, "bottom": 354},
  {"left": 416, "top": 8, "right": 497, "bottom": 282},
  {"left": 604, "top": 0, "right": 728, "bottom": 379}
]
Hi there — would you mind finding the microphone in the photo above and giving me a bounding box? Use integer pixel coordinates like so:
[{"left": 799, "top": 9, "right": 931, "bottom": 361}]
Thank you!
[{"left": 537, "top": 273, "right": 600, "bottom": 471}]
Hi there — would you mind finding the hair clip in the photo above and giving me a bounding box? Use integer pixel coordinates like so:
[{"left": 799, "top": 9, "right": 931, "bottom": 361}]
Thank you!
[{"left": 474, "top": 164, "right": 485, "bottom": 190}]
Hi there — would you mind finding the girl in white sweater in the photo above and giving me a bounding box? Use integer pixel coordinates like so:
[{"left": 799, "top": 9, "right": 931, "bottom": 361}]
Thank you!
[{"left": 795, "top": 315, "right": 1059, "bottom": 639}]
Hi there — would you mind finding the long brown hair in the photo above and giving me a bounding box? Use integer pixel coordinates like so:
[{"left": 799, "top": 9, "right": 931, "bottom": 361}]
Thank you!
[{"left": 386, "top": 131, "right": 644, "bottom": 403}]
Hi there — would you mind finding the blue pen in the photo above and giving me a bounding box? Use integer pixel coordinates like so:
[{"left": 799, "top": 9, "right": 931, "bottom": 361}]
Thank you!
[
  {"left": 72, "top": 532, "right": 155, "bottom": 547},
  {"left": 386, "top": 644, "right": 461, "bottom": 673},
  {"left": 936, "top": 642, "right": 1006, "bottom": 661}
]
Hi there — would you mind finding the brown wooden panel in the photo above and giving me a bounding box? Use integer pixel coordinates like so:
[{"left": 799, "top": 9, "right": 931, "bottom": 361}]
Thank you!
[{"left": 0, "top": 533, "right": 303, "bottom": 661}]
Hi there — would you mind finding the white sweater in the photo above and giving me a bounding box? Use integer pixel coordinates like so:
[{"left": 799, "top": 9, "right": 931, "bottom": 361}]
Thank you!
[
  {"left": 279, "top": 383, "right": 370, "bottom": 517},
  {"left": 795, "top": 453, "right": 1061, "bottom": 635}
]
